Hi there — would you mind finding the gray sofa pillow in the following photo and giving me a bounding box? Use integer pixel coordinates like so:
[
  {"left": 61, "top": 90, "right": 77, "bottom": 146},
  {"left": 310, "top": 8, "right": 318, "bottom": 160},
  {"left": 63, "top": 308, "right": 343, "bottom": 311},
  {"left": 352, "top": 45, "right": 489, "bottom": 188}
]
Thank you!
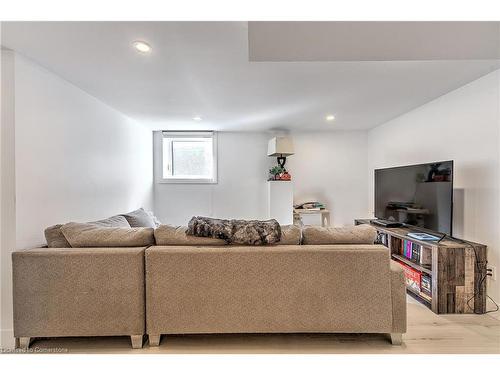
[
  {"left": 90, "top": 215, "right": 131, "bottom": 228},
  {"left": 122, "top": 208, "right": 156, "bottom": 228},
  {"left": 44, "top": 224, "right": 72, "bottom": 248},
  {"left": 61, "top": 222, "right": 155, "bottom": 247}
]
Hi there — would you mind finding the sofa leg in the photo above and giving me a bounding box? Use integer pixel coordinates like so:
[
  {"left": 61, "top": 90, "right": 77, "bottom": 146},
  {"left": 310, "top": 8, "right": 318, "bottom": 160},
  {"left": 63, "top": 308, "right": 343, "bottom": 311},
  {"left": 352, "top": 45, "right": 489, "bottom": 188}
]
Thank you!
[
  {"left": 390, "top": 333, "right": 403, "bottom": 345},
  {"left": 130, "top": 335, "right": 143, "bottom": 349},
  {"left": 16, "top": 337, "right": 31, "bottom": 349},
  {"left": 149, "top": 334, "right": 161, "bottom": 347}
]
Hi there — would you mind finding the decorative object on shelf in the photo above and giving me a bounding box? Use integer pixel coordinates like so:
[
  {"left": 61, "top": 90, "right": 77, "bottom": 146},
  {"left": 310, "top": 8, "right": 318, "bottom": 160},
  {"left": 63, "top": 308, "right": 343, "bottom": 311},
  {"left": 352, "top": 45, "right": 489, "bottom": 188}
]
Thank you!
[
  {"left": 280, "top": 170, "right": 291, "bottom": 181},
  {"left": 294, "top": 201, "right": 325, "bottom": 210},
  {"left": 267, "top": 136, "right": 294, "bottom": 181},
  {"left": 268, "top": 164, "right": 292, "bottom": 181},
  {"left": 268, "top": 165, "right": 284, "bottom": 180}
]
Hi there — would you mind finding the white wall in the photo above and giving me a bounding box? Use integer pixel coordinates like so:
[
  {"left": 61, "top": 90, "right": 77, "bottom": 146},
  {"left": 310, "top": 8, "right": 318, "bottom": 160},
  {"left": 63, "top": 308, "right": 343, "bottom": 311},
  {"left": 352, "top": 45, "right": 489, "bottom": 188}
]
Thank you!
[
  {"left": 367, "top": 70, "right": 500, "bottom": 303},
  {"left": 0, "top": 53, "right": 154, "bottom": 347},
  {"left": 154, "top": 131, "right": 273, "bottom": 224},
  {"left": 15, "top": 54, "right": 154, "bottom": 249},
  {"left": 289, "top": 131, "right": 369, "bottom": 226},
  {"left": 154, "top": 130, "right": 368, "bottom": 227},
  {"left": 1, "top": 49, "right": 16, "bottom": 348}
]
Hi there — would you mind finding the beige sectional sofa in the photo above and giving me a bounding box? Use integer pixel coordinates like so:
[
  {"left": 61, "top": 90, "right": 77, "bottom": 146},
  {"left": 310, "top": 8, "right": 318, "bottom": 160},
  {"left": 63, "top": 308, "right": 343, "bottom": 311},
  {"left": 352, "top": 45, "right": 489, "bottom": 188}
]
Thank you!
[{"left": 11, "top": 215, "right": 407, "bottom": 349}]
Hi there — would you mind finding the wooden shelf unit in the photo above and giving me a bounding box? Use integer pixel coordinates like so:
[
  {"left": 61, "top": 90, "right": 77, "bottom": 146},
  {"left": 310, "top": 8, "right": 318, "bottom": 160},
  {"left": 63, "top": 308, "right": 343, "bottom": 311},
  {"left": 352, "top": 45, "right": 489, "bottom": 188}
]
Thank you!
[{"left": 355, "top": 219, "right": 487, "bottom": 314}]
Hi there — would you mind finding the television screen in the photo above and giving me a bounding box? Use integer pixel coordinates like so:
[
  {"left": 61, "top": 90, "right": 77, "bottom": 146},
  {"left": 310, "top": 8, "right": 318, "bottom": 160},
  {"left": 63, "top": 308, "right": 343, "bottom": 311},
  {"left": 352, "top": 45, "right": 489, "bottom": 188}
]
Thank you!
[{"left": 374, "top": 161, "right": 453, "bottom": 235}]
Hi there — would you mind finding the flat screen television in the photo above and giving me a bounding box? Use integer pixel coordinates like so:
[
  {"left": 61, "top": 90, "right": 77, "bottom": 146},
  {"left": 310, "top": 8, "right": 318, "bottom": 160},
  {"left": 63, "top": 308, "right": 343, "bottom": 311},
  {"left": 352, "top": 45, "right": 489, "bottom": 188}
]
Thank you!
[{"left": 374, "top": 161, "right": 453, "bottom": 235}]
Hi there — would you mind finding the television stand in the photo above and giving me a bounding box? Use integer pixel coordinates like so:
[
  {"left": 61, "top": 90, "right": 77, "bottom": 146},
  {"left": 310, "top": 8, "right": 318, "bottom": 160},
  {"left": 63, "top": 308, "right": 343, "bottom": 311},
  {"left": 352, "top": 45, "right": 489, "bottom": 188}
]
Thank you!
[
  {"left": 355, "top": 219, "right": 487, "bottom": 314},
  {"left": 370, "top": 219, "right": 403, "bottom": 228}
]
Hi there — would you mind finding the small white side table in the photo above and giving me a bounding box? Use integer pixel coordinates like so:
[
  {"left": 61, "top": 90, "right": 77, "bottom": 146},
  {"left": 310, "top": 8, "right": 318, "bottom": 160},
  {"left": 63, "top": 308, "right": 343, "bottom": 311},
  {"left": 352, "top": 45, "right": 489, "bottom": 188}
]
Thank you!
[{"left": 294, "top": 209, "right": 331, "bottom": 227}]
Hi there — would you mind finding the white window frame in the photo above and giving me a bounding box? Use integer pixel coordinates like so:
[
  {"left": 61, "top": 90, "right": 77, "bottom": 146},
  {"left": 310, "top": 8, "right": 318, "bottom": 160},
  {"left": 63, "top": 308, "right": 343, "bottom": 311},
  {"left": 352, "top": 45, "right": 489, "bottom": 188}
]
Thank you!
[{"left": 159, "top": 131, "right": 218, "bottom": 184}]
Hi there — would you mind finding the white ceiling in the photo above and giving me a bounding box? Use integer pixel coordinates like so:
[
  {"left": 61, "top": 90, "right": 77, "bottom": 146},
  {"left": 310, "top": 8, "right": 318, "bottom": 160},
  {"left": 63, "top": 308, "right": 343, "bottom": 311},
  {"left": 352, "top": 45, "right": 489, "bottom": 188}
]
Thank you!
[{"left": 2, "top": 21, "right": 499, "bottom": 131}]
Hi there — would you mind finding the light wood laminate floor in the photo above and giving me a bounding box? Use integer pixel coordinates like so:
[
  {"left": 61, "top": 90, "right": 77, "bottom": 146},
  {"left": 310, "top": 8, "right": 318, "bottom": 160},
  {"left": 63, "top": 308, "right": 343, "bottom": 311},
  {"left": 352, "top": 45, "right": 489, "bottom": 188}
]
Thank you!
[{"left": 23, "top": 296, "right": 500, "bottom": 354}]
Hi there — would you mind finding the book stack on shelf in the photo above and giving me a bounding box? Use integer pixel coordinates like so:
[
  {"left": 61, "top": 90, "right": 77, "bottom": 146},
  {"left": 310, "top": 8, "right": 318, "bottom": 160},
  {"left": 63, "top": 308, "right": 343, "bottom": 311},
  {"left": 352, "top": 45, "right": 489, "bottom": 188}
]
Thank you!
[
  {"left": 393, "top": 239, "right": 433, "bottom": 303},
  {"left": 399, "top": 239, "right": 432, "bottom": 265},
  {"left": 293, "top": 201, "right": 326, "bottom": 211},
  {"left": 420, "top": 274, "right": 432, "bottom": 302},
  {"left": 376, "top": 232, "right": 389, "bottom": 246}
]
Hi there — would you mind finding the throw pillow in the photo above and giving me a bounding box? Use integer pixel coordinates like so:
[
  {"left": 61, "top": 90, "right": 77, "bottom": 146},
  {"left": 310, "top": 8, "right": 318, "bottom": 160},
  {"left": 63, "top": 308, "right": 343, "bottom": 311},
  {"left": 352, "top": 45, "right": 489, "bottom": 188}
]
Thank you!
[
  {"left": 90, "top": 215, "right": 131, "bottom": 228},
  {"left": 122, "top": 208, "right": 156, "bottom": 228}
]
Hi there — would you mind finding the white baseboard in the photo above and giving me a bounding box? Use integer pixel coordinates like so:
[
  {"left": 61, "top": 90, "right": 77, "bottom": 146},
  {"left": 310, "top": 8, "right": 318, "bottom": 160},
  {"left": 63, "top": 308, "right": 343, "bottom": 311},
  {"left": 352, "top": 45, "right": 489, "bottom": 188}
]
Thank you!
[{"left": 1, "top": 329, "right": 15, "bottom": 349}]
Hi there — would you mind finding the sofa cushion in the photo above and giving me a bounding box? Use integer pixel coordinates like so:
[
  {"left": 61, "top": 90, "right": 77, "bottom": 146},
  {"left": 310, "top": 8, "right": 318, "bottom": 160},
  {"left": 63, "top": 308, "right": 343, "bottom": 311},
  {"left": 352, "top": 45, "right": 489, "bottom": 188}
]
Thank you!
[
  {"left": 44, "top": 224, "right": 72, "bottom": 248},
  {"left": 279, "top": 225, "right": 302, "bottom": 245},
  {"left": 61, "top": 222, "right": 155, "bottom": 247},
  {"left": 302, "top": 224, "right": 376, "bottom": 245},
  {"left": 154, "top": 225, "right": 227, "bottom": 246},
  {"left": 155, "top": 224, "right": 302, "bottom": 247},
  {"left": 89, "top": 215, "right": 131, "bottom": 228},
  {"left": 44, "top": 215, "right": 131, "bottom": 248},
  {"left": 122, "top": 208, "right": 156, "bottom": 228}
]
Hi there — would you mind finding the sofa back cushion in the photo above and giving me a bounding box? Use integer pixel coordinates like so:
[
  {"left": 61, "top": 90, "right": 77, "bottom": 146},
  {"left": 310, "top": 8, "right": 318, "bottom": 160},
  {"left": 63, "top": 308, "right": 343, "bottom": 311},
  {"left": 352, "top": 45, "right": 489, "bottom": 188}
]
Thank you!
[
  {"left": 302, "top": 224, "right": 376, "bottom": 245},
  {"left": 44, "top": 215, "right": 131, "bottom": 248},
  {"left": 44, "top": 224, "right": 72, "bottom": 248},
  {"left": 122, "top": 208, "right": 156, "bottom": 228},
  {"left": 155, "top": 224, "right": 303, "bottom": 246},
  {"left": 89, "top": 215, "right": 131, "bottom": 228},
  {"left": 279, "top": 225, "right": 302, "bottom": 245},
  {"left": 61, "top": 222, "right": 155, "bottom": 247},
  {"left": 154, "top": 225, "right": 227, "bottom": 246}
]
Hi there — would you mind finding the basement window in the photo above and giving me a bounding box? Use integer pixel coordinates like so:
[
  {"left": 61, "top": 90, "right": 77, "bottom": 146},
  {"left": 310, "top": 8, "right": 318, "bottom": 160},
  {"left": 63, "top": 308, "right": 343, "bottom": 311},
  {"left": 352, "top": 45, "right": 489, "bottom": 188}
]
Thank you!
[{"left": 160, "top": 131, "right": 217, "bottom": 184}]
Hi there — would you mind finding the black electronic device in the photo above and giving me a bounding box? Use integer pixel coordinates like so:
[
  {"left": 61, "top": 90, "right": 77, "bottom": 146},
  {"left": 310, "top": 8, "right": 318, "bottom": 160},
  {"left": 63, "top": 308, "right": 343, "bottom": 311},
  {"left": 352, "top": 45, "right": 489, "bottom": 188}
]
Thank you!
[{"left": 374, "top": 161, "right": 453, "bottom": 235}]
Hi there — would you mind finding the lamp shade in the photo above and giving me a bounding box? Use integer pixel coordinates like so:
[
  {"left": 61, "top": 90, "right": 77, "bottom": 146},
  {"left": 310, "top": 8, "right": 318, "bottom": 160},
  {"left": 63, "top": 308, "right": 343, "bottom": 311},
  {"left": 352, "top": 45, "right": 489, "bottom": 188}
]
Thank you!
[{"left": 267, "top": 137, "right": 294, "bottom": 157}]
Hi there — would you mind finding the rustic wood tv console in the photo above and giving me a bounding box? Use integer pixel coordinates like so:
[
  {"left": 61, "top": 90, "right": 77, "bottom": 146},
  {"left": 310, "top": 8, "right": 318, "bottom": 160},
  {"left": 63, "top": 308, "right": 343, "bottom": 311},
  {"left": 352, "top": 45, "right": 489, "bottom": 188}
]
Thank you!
[{"left": 355, "top": 219, "right": 487, "bottom": 314}]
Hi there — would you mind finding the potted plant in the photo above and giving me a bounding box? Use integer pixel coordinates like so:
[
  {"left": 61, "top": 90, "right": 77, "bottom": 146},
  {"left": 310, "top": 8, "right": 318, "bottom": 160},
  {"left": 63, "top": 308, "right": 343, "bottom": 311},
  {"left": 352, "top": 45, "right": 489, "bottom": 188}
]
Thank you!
[{"left": 269, "top": 166, "right": 284, "bottom": 180}]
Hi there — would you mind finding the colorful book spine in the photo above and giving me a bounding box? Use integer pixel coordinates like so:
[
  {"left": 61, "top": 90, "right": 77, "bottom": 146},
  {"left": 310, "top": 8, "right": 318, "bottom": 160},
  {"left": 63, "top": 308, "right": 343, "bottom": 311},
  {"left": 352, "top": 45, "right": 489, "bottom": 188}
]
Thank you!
[
  {"left": 420, "top": 274, "right": 432, "bottom": 296},
  {"left": 420, "top": 274, "right": 432, "bottom": 301},
  {"left": 400, "top": 239, "right": 423, "bottom": 263},
  {"left": 411, "top": 243, "right": 421, "bottom": 263}
]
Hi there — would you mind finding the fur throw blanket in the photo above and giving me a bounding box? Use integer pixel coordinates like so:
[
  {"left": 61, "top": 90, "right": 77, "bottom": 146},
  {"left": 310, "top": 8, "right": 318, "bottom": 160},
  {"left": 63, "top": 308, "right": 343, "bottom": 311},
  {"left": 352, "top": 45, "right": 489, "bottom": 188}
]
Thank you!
[{"left": 187, "top": 216, "right": 282, "bottom": 245}]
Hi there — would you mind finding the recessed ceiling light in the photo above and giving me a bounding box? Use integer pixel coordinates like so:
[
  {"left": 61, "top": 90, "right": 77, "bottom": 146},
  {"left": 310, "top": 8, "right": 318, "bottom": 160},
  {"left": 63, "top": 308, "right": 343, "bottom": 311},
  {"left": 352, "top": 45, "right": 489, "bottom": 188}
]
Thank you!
[
  {"left": 132, "top": 41, "right": 152, "bottom": 54},
  {"left": 193, "top": 116, "right": 202, "bottom": 121},
  {"left": 326, "top": 115, "right": 335, "bottom": 121}
]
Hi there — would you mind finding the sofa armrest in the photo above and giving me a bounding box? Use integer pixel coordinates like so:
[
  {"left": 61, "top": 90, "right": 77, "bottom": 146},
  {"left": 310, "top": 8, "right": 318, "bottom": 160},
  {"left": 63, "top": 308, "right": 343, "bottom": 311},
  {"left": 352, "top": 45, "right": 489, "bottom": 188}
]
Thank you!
[
  {"left": 390, "top": 260, "right": 407, "bottom": 333},
  {"left": 12, "top": 247, "right": 146, "bottom": 338}
]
